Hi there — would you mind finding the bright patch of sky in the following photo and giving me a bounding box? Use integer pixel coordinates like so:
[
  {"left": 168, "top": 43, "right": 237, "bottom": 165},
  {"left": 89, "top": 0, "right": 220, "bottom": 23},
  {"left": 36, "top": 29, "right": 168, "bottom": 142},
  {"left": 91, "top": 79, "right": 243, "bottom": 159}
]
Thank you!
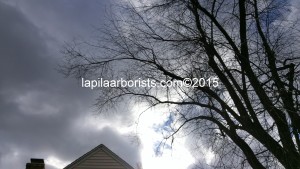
[{"left": 132, "top": 104, "right": 195, "bottom": 169}]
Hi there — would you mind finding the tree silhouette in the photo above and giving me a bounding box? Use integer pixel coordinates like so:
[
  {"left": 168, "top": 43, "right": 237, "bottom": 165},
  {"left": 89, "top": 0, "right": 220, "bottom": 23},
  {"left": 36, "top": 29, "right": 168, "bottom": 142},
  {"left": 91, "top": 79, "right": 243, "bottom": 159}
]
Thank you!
[{"left": 61, "top": 0, "right": 300, "bottom": 168}]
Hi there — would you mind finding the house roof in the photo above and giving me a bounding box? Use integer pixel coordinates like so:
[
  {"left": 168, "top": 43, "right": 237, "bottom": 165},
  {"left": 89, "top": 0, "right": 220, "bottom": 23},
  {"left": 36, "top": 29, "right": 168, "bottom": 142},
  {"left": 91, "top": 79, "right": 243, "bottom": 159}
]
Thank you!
[{"left": 63, "top": 144, "right": 134, "bottom": 169}]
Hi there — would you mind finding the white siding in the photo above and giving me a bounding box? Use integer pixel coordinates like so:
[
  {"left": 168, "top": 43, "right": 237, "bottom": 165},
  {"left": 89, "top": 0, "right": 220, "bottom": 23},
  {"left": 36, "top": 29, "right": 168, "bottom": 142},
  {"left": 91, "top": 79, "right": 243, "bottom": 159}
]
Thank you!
[{"left": 71, "top": 148, "right": 127, "bottom": 169}]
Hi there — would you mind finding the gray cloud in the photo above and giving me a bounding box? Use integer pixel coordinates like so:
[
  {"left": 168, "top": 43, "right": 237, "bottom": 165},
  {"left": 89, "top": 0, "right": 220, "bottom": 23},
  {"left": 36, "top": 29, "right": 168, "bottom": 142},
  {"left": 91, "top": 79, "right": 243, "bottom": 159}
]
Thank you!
[{"left": 0, "top": 1, "right": 140, "bottom": 169}]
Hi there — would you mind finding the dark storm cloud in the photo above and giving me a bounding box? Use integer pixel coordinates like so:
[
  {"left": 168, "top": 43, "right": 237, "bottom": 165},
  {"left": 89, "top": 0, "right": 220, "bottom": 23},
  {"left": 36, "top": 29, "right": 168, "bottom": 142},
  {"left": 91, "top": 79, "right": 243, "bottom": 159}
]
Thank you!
[
  {"left": 0, "top": 1, "right": 140, "bottom": 169},
  {"left": 0, "top": 3, "right": 50, "bottom": 85},
  {"left": 8, "top": 0, "right": 116, "bottom": 43}
]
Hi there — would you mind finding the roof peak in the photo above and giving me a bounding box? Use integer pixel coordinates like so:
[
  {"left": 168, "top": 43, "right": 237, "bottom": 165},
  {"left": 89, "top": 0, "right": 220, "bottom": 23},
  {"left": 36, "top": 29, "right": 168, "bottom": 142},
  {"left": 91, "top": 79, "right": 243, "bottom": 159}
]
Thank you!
[{"left": 63, "top": 143, "right": 134, "bottom": 169}]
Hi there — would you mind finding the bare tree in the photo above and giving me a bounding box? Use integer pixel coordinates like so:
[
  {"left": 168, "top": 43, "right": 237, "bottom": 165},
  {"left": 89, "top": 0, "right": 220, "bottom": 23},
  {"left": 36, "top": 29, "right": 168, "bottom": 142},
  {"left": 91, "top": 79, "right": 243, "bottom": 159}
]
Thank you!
[{"left": 61, "top": 0, "right": 300, "bottom": 168}]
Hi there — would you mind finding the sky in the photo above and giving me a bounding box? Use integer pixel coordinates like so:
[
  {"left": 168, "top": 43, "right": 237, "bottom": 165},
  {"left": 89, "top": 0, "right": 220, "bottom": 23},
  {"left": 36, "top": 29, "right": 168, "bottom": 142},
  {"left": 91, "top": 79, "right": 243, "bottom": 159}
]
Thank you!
[
  {"left": 1, "top": 0, "right": 299, "bottom": 169},
  {"left": 0, "top": 0, "right": 195, "bottom": 169}
]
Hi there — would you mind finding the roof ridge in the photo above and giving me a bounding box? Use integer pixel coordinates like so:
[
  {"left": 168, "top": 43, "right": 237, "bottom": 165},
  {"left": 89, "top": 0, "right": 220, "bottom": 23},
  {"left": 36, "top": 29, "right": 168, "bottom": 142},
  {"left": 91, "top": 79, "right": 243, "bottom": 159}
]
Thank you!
[{"left": 63, "top": 144, "right": 134, "bottom": 169}]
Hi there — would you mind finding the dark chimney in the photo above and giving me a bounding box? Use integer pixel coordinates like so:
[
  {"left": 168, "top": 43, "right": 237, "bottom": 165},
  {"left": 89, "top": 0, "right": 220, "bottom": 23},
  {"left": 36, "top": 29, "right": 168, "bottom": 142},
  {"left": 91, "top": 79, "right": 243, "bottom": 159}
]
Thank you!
[{"left": 26, "top": 159, "right": 45, "bottom": 169}]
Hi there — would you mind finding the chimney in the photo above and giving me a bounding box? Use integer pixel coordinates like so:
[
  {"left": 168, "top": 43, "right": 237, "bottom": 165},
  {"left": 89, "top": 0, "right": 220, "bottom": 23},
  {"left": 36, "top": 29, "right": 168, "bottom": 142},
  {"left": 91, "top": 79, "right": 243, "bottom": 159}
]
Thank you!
[{"left": 26, "top": 158, "right": 45, "bottom": 169}]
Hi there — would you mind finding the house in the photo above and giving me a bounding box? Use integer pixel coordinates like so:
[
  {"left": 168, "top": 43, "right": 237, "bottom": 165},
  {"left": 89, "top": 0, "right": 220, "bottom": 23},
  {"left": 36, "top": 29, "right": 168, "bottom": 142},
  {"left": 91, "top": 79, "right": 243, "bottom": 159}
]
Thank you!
[{"left": 63, "top": 144, "right": 135, "bottom": 169}]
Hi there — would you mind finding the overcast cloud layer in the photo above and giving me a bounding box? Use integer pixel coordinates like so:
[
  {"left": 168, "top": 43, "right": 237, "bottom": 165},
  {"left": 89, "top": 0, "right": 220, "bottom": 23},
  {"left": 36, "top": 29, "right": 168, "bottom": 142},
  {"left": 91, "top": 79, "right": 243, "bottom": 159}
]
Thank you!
[
  {"left": 0, "top": 1, "right": 141, "bottom": 169},
  {"left": 1, "top": 0, "right": 300, "bottom": 169}
]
